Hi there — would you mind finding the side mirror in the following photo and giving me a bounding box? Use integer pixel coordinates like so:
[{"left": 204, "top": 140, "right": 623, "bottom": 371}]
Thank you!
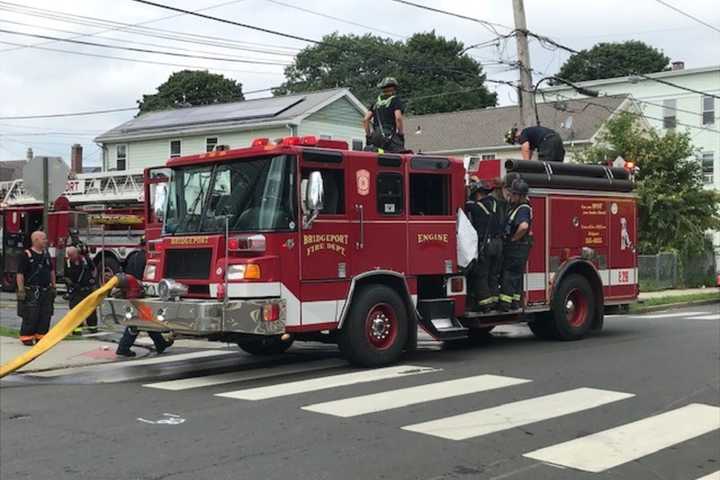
[
  {"left": 302, "top": 171, "right": 323, "bottom": 228},
  {"left": 153, "top": 183, "right": 168, "bottom": 221}
]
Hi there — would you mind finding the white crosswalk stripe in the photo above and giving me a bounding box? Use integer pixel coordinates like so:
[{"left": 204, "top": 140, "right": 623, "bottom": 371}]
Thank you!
[
  {"left": 688, "top": 314, "right": 720, "bottom": 321},
  {"left": 696, "top": 471, "right": 720, "bottom": 480},
  {"left": 301, "top": 374, "right": 531, "bottom": 417},
  {"left": 215, "top": 365, "right": 440, "bottom": 401},
  {"left": 144, "top": 359, "right": 347, "bottom": 391},
  {"left": 524, "top": 403, "right": 720, "bottom": 473},
  {"left": 401, "top": 387, "right": 634, "bottom": 440}
]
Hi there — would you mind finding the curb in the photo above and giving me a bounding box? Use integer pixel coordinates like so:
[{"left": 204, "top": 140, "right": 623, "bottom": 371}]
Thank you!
[
  {"left": 14, "top": 346, "right": 155, "bottom": 375},
  {"left": 630, "top": 299, "right": 719, "bottom": 314}
]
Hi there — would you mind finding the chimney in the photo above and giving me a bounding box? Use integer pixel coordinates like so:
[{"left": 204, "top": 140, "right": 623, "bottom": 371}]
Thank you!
[
  {"left": 671, "top": 61, "right": 685, "bottom": 71},
  {"left": 71, "top": 143, "right": 83, "bottom": 173},
  {"left": 26, "top": 147, "right": 33, "bottom": 161}
]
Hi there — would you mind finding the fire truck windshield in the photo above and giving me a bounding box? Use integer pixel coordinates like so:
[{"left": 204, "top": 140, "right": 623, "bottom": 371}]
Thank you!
[{"left": 164, "top": 155, "right": 296, "bottom": 234}]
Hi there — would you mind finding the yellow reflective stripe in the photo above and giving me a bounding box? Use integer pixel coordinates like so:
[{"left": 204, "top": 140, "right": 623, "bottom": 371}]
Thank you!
[
  {"left": 478, "top": 297, "right": 495, "bottom": 305},
  {"left": 509, "top": 203, "right": 532, "bottom": 222},
  {"left": 499, "top": 294, "right": 513, "bottom": 303},
  {"left": 476, "top": 202, "right": 490, "bottom": 215}
]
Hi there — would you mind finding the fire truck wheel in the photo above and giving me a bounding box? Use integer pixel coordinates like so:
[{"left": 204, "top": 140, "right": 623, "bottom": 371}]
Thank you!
[
  {"left": 239, "top": 336, "right": 294, "bottom": 356},
  {"left": 96, "top": 256, "right": 121, "bottom": 282},
  {"left": 339, "top": 284, "right": 408, "bottom": 368},
  {"left": 550, "top": 274, "right": 596, "bottom": 340}
]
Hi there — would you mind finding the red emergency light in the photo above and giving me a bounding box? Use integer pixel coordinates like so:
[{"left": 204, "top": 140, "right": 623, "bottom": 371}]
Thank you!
[{"left": 251, "top": 138, "right": 270, "bottom": 148}]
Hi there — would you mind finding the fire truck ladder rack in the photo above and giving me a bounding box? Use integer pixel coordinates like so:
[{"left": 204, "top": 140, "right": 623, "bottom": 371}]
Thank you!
[{"left": 0, "top": 169, "right": 145, "bottom": 207}]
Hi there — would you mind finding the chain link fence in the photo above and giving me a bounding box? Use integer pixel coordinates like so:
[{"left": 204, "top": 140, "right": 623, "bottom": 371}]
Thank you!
[{"left": 639, "top": 249, "right": 718, "bottom": 291}]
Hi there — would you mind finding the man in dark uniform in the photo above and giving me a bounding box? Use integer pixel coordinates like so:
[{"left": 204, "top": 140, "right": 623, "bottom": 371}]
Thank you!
[
  {"left": 16, "top": 231, "right": 55, "bottom": 345},
  {"left": 464, "top": 179, "right": 503, "bottom": 312},
  {"left": 499, "top": 179, "right": 533, "bottom": 312},
  {"left": 65, "top": 246, "right": 98, "bottom": 334},
  {"left": 506, "top": 125, "right": 565, "bottom": 162},
  {"left": 363, "top": 77, "right": 405, "bottom": 153}
]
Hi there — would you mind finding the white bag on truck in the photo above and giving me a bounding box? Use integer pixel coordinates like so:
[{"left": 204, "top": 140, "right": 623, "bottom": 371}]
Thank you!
[{"left": 456, "top": 208, "right": 478, "bottom": 268}]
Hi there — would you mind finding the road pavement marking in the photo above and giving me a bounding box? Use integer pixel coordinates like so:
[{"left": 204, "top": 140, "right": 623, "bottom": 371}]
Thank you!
[
  {"left": 640, "top": 311, "right": 707, "bottom": 319},
  {"left": 301, "top": 374, "right": 531, "bottom": 417},
  {"left": 696, "top": 471, "right": 720, "bottom": 480},
  {"left": 524, "top": 403, "right": 720, "bottom": 473},
  {"left": 401, "top": 387, "right": 633, "bottom": 440},
  {"left": 687, "top": 314, "right": 720, "bottom": 321},
  {"left": 215, "top": 365, "right": 440, "bottom": 401},
  {"left": 144, "top": 359, "right": 347, "bottom": 391}
]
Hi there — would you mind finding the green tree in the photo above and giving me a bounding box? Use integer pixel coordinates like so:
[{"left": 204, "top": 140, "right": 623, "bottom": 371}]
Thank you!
[
  {"left": 556, "top": 41, "right": 670, "bottom": 83},
  {"left": 580, "top": 112, "right": 720, "bottom": 257},
  {"left": 275, "top": 32, "right": 496, "bottom": 115},
  {"left": 138, "top": 70, "right": 244, "bottom": 114}
]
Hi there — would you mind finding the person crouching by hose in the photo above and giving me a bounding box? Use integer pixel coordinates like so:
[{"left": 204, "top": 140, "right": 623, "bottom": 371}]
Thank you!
[
  {"left": 363, "top": 77, "right": 405, "bottom": 153},
  {"left": 16, "top": 231, "right": 55, "bottom": 346},
  {"left": 65, "top": 246, "right": 99, "bottom": 335},
  {"left": 499, "top": 179, "right": 533, "bottom": 312},
  {"left": 465, "top": 179, "right": 503, "bottom": 312}
]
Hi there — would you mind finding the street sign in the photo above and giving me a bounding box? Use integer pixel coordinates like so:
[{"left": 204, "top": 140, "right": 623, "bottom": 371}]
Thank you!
[{"left": 22, "top": 156, "right": 69, "bottom": 200}]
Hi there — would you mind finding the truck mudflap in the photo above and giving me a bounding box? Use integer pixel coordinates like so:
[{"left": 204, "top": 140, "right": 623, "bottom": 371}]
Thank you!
[{"left": 99, "top": 297, "right": 286, "bottom": 336}]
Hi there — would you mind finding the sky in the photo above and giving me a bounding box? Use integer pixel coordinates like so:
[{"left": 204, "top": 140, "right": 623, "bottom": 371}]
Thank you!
[{"left": 0, "top": 0, "right": 718, "bottom": 166}]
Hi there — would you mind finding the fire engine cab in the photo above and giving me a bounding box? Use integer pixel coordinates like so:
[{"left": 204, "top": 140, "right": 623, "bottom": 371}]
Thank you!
[{"left": 100, "top": 136, "right": 638, "bottom": 367}]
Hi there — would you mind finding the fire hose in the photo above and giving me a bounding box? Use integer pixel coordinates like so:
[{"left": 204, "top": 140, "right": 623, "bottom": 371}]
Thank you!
[{"left": 0, "top": 276, "right": 119, "bottom": 378}]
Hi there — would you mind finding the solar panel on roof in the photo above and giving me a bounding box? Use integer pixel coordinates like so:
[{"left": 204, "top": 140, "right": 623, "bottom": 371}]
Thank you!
[{"left": 123, "top": 96, "right": 305, "bottom": 132}]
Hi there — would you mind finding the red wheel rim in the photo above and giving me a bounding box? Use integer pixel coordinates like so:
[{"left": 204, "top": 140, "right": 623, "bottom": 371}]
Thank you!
[
  {"left": 565, "top": 288, "right": 588, "bottom": 327},
  {"left": 365, "top": 303, "right": 397, "bottom": 350}
]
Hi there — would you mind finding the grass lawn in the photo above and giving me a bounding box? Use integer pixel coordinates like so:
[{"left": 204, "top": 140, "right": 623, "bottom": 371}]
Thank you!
[
  {"left": 0, "top": 325, "right": 19, "bottom": 338},
  {"left": 631, "top": 291, "right": 719, "bottom": 312}
]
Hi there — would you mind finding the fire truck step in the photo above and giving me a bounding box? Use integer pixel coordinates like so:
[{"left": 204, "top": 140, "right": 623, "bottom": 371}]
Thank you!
[{"left": 417, "top": 299, "right": 469, "bottom": 341}]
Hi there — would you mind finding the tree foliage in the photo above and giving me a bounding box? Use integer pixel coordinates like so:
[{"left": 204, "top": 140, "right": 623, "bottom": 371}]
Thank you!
[
  {"left": 556, "top": 41, "right": 670, "bottom": 83},
  {"left": 138, "top": 70, "right": 244, "bottom": 114},
  {"left": 275, "top": 32, "right": 496, "bottom": 115},
  {"left": 579, "top": 112, "right": 720, "bottom": 257}
]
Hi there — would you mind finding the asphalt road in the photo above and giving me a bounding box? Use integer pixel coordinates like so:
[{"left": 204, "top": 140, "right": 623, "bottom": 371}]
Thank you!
[{"left": 1, "top": 305, "right": 719, "bottom": 480}]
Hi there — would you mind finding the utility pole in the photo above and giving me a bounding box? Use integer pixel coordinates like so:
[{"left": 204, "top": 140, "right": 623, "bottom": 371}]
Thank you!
[{"left": 512, "top": 0, "right": 536, "bottom": 127}]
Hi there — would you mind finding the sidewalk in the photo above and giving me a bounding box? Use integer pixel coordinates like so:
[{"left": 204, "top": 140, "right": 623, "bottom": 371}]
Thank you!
[{"left": 638, "top": 287, "right": 719, "bottom": 300}]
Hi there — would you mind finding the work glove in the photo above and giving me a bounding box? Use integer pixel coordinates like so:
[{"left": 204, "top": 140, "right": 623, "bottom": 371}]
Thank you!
[{"left": 16, "top": 289, "right": 26, "bottom": 302}]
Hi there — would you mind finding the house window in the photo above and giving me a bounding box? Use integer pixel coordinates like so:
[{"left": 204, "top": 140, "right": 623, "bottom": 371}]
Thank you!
[
  {"left": 703, "top": 95, "right": 715, "bottom": 125},
  {"left": 663, "top": 99, "right": 676, "bottom": 129},
  {"left": 351, "top": 139, "right": 364, "bottom": 151},
  {"left": 377, "top": 173, "right": 403, "bottom": 215},
  {"left": 410, "top": 173, "right": 450, "bottom": 216},
  {"left": 170, "top": 140, "right": 182, "bottom": 158},
  {"left": 206, "top": 137, "right": 218, "bottom": 152},
  {"left": 701, "top": 152, "right": 714, "bottom": 185},
  {"left": 116, "top": 144, "right": 127, "bottom": 170},
  {"left": 481, "top": 153, "right": 496, "bottom": 160}
]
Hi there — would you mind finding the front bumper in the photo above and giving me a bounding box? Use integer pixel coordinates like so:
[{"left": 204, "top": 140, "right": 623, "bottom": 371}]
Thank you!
[{"left": 99, "top": 297, "right": 286, "bottom": 336}]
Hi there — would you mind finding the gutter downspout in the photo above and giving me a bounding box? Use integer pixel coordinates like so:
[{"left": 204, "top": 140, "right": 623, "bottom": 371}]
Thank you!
[{"left": 286, "top": 123, "right": 298, "bottom": 136}]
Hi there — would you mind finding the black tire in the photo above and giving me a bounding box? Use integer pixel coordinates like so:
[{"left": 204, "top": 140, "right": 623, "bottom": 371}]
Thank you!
[
  {"left": 338, "top": 284, "right": 408, "bottom": 367},
  {"left": 96, "top": 255, "right": 121, "bottom": 283},
  {"left": 239, "top": 336, "right": 294, "bottom": 355},
  {"left": 1, "top": 274, "right": 16, "bottom": 292},
  {"left": 528, "top": 313, "right": 555, "bottom": 340},
  {"left": 548, "top": 274, "right": 596, "bottom": 341}
]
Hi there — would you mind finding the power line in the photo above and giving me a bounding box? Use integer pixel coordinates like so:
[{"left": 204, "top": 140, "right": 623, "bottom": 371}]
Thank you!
[
  {"left": 653, "top": 0, "right": 720, "bottom": 34},
  {"left": 0, "top": 107, "right": 137, "bottom": 120},
  {"left": 389, "top": 0, "right": 511, "bottom": 36},
  {"left": 0, "top": 28, "right": 291, "bottom": 65},
  {"left": 265, "top": 0, "right": 405, "bottom": 39},
  {"left": 0, "top": 39, "right": 286, "bottom": 75}
]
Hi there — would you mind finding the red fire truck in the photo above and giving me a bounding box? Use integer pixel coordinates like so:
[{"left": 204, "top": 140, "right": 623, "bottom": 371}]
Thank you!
[
  {"left": 0, "top": 170, "right": 146, "bottom": 290},
  {"left": 101, "top": 136, "right": 638, "bottom": 367}
]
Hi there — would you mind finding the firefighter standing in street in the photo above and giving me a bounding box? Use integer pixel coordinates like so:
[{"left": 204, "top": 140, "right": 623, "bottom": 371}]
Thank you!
[
  {"left": 65, "top": 245, "right": 98, "bottom": 334},
  {"left": 499, "top": 179, "right": 533, "bottom": 312},
  {"left": 363, "top": 77, "right": 405, "bottom": 153},
  {"left": 16, "top": 231, "right": 55, "bottom": 346},
  {"left": 506, "top": 125, "right": 565, "bottom": 162},
  {"left": 465, "top": 179, "right": 503, "bottom": 312}
]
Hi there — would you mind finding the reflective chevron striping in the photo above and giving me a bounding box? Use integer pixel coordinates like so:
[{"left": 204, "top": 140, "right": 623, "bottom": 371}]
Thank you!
[
  {"left": 524, "top": 403, "right": 720, "bottom": 473},
  {"left": 143, "top": 359, "right": 347, "bottom": 391},
  {"left": 401, "top": 387, "right": 634, "bottom": 440},
  {"left": 301, "top": 374, "right": 531, "bottom": 417},
  {"left": 215, "top": 365, "right": 440, "bottom": 400}
]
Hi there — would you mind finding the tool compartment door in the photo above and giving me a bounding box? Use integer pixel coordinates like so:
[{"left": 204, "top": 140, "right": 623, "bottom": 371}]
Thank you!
[{"left": 607, "top": 199, "right": 638, "bottom": 299}]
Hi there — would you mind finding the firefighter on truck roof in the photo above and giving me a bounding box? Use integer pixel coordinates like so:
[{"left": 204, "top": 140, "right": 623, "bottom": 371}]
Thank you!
[
  {"left": 16, "top": 230, "right": 55, "bottom": 346},
  {"left": 362, "top": 77, "right": 405, "bottom": 153},
  {"left": 464, "top": 178, "right": 503, "bottom": 312},
  {"left": 499, "top": 179, "right": 533, "bottom": 312},
  {"left": 505, "top": 125, "right": 565, "bottom": 162}
]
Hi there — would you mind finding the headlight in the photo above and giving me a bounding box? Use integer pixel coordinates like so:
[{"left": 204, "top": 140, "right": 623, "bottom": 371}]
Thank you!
[
  {"left": 144, "top": 264, "right": 157, "bottom": 281},
  {"left": 158, "top": 278, "right": 188, "bottom": 301},
  {"left": 227, "top": 264, "right": 261, "bottom": 280}
]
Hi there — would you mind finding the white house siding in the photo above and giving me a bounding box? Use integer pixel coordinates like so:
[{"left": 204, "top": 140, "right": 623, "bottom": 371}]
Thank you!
[
  {"left": 300, "top": 97, "right": 366, "bottom": 149},
  {"left": 545, "top": 66, "right": 720, "bottom": 268}
]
